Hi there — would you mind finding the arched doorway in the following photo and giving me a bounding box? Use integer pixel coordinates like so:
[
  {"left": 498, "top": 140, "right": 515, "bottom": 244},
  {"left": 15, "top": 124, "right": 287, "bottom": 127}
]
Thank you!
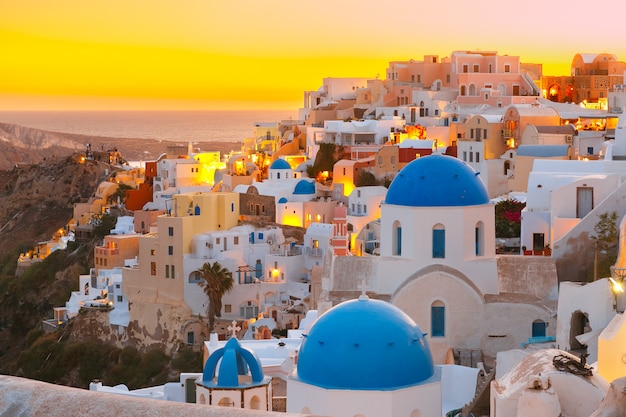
[{"left": 569, "top": 310, "right": 589, "bottom": 352}]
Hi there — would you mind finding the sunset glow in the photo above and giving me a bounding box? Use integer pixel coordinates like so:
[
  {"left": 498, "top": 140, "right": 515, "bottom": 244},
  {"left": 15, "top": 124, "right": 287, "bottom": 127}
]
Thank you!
[{"left": 2, "top": 0, "right": 625, "bottom": 111}]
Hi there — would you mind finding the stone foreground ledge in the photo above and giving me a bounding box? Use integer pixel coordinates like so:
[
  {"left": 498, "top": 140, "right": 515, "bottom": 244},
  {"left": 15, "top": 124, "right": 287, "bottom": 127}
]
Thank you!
[{"left": 0, "top": 375, "right": 315, "bottom": 417}]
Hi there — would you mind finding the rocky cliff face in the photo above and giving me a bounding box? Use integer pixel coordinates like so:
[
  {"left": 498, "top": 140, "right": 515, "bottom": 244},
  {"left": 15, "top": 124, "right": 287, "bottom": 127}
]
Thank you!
[
  {"left": 0, "top": 123, "right": 84, "bottom": 170},
  {"left": 0, "top": 122, "right": 242, "bottom": 169}
]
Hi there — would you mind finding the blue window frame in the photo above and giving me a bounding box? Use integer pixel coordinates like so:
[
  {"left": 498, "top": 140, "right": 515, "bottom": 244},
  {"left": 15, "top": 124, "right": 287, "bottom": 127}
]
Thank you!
[
  {"left": 433, "top": 229, "right": 445, "bottom": 258},
  {"left": 431, "top": 305, "right": 445, "bottom": 337}
]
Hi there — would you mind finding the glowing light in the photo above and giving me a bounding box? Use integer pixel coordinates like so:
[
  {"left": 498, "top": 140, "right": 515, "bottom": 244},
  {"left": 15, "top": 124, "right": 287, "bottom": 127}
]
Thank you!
[{"left": 610, "top": 277, "right": 624, "bottom": 293}]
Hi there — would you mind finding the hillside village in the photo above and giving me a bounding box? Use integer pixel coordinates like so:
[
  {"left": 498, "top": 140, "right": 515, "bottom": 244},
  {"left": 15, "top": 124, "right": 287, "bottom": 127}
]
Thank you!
[{"left": 5, "top": 50, "right": 626, "bottom": 417}]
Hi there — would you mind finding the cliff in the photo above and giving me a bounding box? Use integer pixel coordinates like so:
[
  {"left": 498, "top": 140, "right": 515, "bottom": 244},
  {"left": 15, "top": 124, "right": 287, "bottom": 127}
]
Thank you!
[{"left": 0, "top": 122, "right": 242, "bottom": 169}]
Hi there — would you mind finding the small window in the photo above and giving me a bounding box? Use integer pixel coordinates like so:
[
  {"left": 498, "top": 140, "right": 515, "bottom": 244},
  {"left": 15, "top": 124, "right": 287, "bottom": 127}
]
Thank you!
[
  {"left": 117, "top": 295, "right": 123, "bottom": 302},
  {"left": 151, "top": 262, "right": 156, "bottom": 276},
  {"left": 168, "top": 227, "right": 174, "bottom": 236},
  {"left": 476, "top": 152, "right": 480, "bottom": 163},
  {"left": 234, "top": 236, "right": 239, "bottom": 245},
  {"left": 462, "top": 64, "right": 468, "bottom": 73},
  {"left": 165, "top": 265, "right": 169, "bottom": 278},
  {"left": 225, "top": 304, "right": 232, "bottom": 313},
  {"left": 431, "top": 301, "right": 445, "bottom": 337},
  {"left": 150, "top": 249, "right": 156, "bottom": 256},
  {"left": 433, "top": 226, "right": 445, "bottom": 258},
  {"left": 216, "top": 237, "right": 221, "bottom": 244},
  {"left": 504, "top": 64, "right": 511, "bottom": 73},
  {"left": 171, "top": 265, "right": 175, "bottom": 278},
  {"left": 473, "top": 64, "right": 479, "bottom": 72}
]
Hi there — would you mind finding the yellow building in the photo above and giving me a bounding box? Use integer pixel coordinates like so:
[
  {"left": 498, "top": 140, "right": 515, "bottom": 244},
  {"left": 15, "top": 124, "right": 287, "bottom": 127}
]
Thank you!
[{"left": 123, "top": 192, "right": 239, "bottom": 347}]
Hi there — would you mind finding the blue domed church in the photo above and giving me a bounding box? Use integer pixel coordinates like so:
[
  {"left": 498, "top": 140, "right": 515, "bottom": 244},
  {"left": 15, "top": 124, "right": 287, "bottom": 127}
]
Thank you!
[
  {"left": 196, "top": 337, "right": 272, "bottom": 410},
  {"left": 323, "top": 154, "right": 558, "bottom": 364},
  {"left": 287, "top": 295, "right": 442, "bottom": 417}
]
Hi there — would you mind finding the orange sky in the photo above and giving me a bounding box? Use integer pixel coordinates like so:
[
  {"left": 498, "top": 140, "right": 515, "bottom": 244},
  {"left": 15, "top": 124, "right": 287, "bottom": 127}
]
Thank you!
[{"left": 1, "top": 0, "right": 625, "bottom": 111}]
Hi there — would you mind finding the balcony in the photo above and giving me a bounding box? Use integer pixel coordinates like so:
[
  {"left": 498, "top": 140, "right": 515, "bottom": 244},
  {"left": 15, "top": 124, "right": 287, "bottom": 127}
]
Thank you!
[{"left": 304, "top": 247, "right": 324, "bottom": 257}]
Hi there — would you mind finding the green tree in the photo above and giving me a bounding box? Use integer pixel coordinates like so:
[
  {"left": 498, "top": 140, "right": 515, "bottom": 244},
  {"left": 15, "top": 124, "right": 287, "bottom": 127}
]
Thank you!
[
  {"left": 355, "top": 170, "right": 377, "bottom": 187},
  {"left": 591, "top": 211, "right": 619, "bottom": 280},
  {"left": 109, "top": 183, "right": 133, "bottom": 205},
  {"left": 196, "top": 262, "right": 234, "bottom": 332}
]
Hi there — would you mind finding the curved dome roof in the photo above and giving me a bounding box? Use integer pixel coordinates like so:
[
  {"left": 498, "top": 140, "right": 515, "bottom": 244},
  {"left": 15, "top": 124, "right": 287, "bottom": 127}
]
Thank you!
[
  {"left": 385, "top": 154, "right": 489, "bottom": 207},
  {"left": 296, "top": 297, "right": 434, "bottom": 390},
  {"left": 293, "top": 179, "right": 315, "bottom": 195},
  {"left": 201, "top": 338, "right": 269, "bottom": 388},
  {"left": 269, "top": 159, "right": 291, "bottom": 170}
]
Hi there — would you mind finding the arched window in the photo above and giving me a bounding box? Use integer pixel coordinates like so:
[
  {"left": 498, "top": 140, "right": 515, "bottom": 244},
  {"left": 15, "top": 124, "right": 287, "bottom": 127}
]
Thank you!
[
  {"left": 393, "top": 220, "right": 402, "bottom": 256},
  {"left": 218, "top": 397, "right": 236, "bottom": 407},
  {"left": 504, "top": 160, "right": 511, "bottom": 176},
  {"left": 460, "top": 85, "right": 467, "bottom": 96},
  {"left": 250, "top": 395, "right": 262, "bottom": 410},
  {"left": 188, "top": 271, "right": 203, "bottom": 284},
  {"left": 469, "top": 84, "right": 476, "bottom": 96},
  {"left": 475, "top": 221, "right": 485, "bottom": 256},
  {"left": 431, "top": 300, "right": 445, "bottom": 337},
  {"left": 432, "top": 224, "right": 445, "bottom": 258}
]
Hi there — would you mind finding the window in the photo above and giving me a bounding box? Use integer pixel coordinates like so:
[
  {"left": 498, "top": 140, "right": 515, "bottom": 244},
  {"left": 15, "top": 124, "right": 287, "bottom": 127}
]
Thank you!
[
  {"left": 504, "top": 64, "right": 510, "bottom": 73},
  {"left": 432, "top": 225, "right": 445, "bottom": 258},
  {"left": 473, "top": 64, "right": 479, "bottom": 72},
  {"left": 431, "top": 301, "right": 445, "bottom": 337},
  {"left": 171, "top": 265, "right": 175, "bottom": 278},
  {"left": 117, "top": 295, "right": 123, "bottom": 302},
  {"left": 225, "top": 304, "right": 232, "bottom": 313},
  {"left": 476, "top": 152, "right": 480, "bottom": 163},
  {"left": 187, "top": 331, "right": 195, "bottom": 346},
  {"left": 462, "top": 64, "right": 468, "bottom": 73},
  {"left": 475, "top": 222, "right": 484, "bottom": 256},
  {"left": 234, "top": 236, "right": 239, "bottom": 245},
  {"left": 168, "top": 227, "right": 174, "bottom": 236},
  {"left": 168, "top": 246, "right": 173, "bottom": 255},
  {"left": 151, "top": 262, "right": 156, "bottom": 275},
  {"left": 216, "top": 237, "right": 221, "bottom": 244},
  {"left": 446, "top": 74, "right": 450, "bottom": 83},
  {"left": 393, "top": 220, "right": 402, "bottom": 256},
  {"left": 417, "top": 74, "right": 421, "bottom": 83},
  {"left": 231, "top": 202, "right": 234, "bottom": 212},
  {"left": 165, "top": 265, "right": 170, "bottom": 278},
  {"left": 469, "top": 152, "right": 473, "bottom": 163},
  {"left": 463, "top": 151, "right": 467, "bottom": 162},
  {"left": 150, "top": 249, "right": 156, "bottom": 256},
  {"left": 188, "top": 271, "right": 202, "bottom": 283},
  {"left": 483, "top": 129, "right": 487, "bottom": 139}
]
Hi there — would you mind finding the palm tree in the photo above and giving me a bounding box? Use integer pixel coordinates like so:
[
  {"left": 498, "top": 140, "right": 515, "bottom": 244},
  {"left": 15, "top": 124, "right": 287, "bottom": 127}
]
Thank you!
[{"left": 196, "top": 261, "right": 234, "bottom": 332}]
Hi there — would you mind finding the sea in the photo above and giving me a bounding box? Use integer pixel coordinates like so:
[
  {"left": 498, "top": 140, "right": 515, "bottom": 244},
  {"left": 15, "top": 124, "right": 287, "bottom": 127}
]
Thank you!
[{"left": 0, "top": 109, "right": 300, "bottom": 143}]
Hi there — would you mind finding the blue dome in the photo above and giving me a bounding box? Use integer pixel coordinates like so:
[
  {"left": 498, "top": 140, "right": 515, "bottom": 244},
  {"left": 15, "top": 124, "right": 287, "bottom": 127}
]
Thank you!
[
  {"left": 270, "top": 159, "right": 291, "bottom": 170},
  {"left": 386, "top": 154, "right": 489, "bottom": 207},
  {"left": 201, "top": 338, "right": 269, "bottom": 388},
  {"left": 278, "top": 197, "right": 288, "bottom": 203},
  {"left": 293, "top": 179, "right": 315, "bottom": 195},
  {"left": 296, "top": 297, "right": 434, "bottom": 390}
]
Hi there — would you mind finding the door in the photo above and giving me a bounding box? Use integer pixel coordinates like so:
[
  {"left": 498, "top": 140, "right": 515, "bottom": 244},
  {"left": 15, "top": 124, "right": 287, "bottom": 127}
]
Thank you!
[{"left": 577, "top": 187, "right": 593, "bottom": 218}]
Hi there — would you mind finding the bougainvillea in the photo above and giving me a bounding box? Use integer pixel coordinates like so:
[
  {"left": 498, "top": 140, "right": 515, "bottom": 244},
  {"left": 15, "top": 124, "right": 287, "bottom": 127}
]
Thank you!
[{"left": 495, "top": 199, "right": 526, "bottom": 238}]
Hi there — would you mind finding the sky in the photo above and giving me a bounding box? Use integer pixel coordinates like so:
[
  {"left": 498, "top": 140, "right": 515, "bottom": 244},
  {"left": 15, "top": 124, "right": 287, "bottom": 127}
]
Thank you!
[{"left": 1, "top": 0, "right": 625, "bottom": 111}]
